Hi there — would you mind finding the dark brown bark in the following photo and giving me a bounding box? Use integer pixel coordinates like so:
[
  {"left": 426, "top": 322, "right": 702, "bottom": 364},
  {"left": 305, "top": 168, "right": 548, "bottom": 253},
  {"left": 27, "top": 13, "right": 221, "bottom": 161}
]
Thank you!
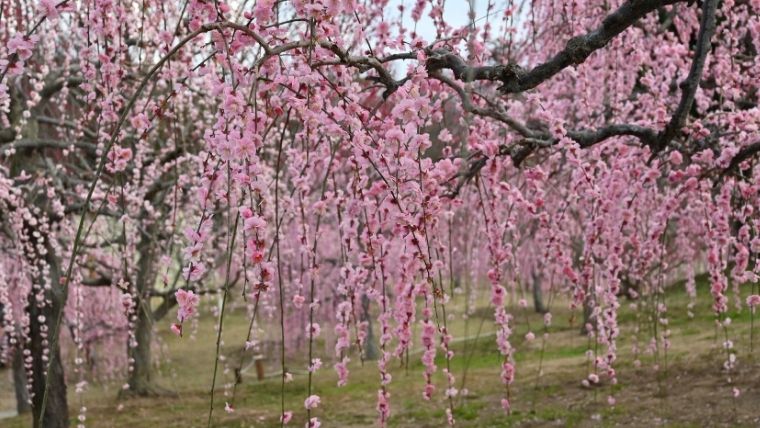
[
  {"left": 426, "top": 0, "right": 689, "bottom": 94},
  {"left": 532, "top": 272, "right": 547, "bottom": 314},
  {"left": 123, "top": 224, "right": 170, "bottom": 397},
  {"left": 12, "top": 347, "right": 32, "bottom": 414},
  {"left": 5, "top": 75, "right": 69, "bottom": 428},
  {"left": 361, "top": 294, "right": 379, "bottom": 361},
  {"left": 657, "top": 0, "right": 718, "bottom": 150},
  {"left": 125, "top": 298, "right": 157, "bottom": 396},
  {"left": 28, "top": 251, "right": 69, "bottom": 428},
  {"left": 125, "top": 241, "right": 154, "bottom": 395}
]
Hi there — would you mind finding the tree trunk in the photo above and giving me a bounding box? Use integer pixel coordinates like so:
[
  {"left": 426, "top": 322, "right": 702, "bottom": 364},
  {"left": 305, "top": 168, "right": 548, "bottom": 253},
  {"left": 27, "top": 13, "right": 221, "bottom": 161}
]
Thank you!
[
  {"left": 532, "top": 272, "right": 547, "bottom": 314},
  {"left": 361, "top": 295, "right": 379, "bottom": 361},
  {"left": 28, "top": 252, "right": 69, "bottom": 428},
  {"left": 126, "top": 301, "right": 156, "bottom": 396},
  {"left": 123, "top": 224, "right": 169, "bottom": 397},
  {"left": 10, "top": 77, "right": 69, "bottom": 427},
  {"left": 12, "top": 347, "right": 31, "bottom": 414}
]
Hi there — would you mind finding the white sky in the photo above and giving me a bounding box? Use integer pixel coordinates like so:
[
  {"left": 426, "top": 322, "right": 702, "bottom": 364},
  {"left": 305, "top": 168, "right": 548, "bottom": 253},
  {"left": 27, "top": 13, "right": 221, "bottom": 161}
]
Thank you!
[{"left": 388, "top": 0, "right": 497, "bottom": 42}]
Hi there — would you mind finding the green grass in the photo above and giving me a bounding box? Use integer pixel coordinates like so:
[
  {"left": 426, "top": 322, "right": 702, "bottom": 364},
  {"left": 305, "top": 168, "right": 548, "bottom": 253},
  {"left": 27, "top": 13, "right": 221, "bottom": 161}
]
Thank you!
[{"left": 3, "top": 277, "right": 760, "bottom": 427}]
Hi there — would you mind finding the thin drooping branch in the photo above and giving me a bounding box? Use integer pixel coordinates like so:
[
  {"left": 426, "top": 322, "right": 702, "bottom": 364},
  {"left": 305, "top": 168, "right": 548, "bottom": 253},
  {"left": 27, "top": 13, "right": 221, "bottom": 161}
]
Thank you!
[{"left": 657, "top": 0, "right": 718, "bottom": 150}]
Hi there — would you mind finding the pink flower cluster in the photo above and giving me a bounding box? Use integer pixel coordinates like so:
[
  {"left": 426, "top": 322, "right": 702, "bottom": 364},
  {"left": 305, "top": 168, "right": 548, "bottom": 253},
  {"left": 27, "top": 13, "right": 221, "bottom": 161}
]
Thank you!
[
  {"left": 171, "top": 289, "right": 199, "bottom": 337},
  {"left": 106, "top": 146, "right": 133, "bottom": 173}
]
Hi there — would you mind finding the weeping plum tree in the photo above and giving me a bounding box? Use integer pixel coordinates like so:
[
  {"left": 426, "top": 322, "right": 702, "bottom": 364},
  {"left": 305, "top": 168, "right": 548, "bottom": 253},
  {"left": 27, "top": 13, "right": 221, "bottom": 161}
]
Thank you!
[{"left": 1, "top": 0, "right": 759, "bottom": 427}]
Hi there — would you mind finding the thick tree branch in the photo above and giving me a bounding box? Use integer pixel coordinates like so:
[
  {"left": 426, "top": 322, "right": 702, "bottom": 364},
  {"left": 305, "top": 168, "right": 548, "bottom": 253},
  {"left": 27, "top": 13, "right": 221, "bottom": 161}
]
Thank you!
[
  {"left": 445, "top": 123, "right": 659, "bottom": 197},
  {"left": 568, "top": 124, "right": 658, "bottom": 148},
  {"left": 657, "top": 0, "right": 718, "bottom": 150},
  {"left": 1, "top": 138, "right": 97, "bottom": 154},
  {"left": 38, "top": 76, "right": 85, "bottom": 103},
  {"left": 430, "top": 71, "right": 536, "bottom": 137},
  {"left": 723, "top": 141, "right": 760, "bottom": 175},
  {"left": 80, "top": 276, "right": 115, "bottom": 287},
  {"left": 426, "top": 0, "right": 686, "bottom": 93},
  {"left": 0, "top": 128, "right": 15, "bottom": 143},
  {"left": 315, "top": 41, "right": 410, "bottom": 99},
  {"left": 36, "top": 116, "right": 97, "bottom": 139},
  {"left": 63, "top": 202, "right": 121, "bottom": 217}
]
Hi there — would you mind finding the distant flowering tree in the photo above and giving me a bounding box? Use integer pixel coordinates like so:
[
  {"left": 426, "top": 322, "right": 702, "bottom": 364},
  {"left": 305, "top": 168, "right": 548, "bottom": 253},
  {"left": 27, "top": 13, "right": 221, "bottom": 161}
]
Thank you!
[{"left": 1, "top": 0, "right": 759, "bottom": 427}]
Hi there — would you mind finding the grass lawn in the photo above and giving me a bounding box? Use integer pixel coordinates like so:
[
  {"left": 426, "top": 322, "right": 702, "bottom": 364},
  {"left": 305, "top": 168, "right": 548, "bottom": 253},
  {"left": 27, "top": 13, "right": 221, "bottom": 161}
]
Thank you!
[{"left": 2, "top": 279, "right": 760, "bottom": 427}]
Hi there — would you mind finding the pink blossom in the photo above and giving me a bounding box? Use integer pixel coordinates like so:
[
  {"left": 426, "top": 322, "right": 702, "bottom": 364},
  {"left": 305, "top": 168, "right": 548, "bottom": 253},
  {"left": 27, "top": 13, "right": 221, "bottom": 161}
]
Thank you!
[
  {"left": 244, "top": 216, "right": 267, "bottom": 231},
  {"left": 307, "top": 323, "right": 321, "bottom": 337},
  {"left": 129, "top": 113, "right": 150, "bottom": 133},
  {"left": 747, "top": 295, "right": 760, "bottom": 309},
  {"left": 669, "top": 150, "right": 683, "bottom": 165},
  {"left": 423, "top": 383, "right": 435, "bottom": 400},
  {"left": 7, "top": 35, "right": 36, "bottom": 60},
  {"left": 38, "top": 0, "right": 59, "bottom": 20},
  {"left": 334, "top": 359, "right": 349, "bottom": 386},
  {"left": 254, "top": 0, "right": 275, "bottom": 22},
  {"left": 182, "top": 263, "right": 206, "bottom": 281},
  {"left": 501, "top": 362, "right": 515, "bottom": 384},
  {"left": 308, "top": 358, "right": 322, "bottom": 373},
  {"left": 106, "top": 146, "right": 133, "bottom": 173},
  {"left": 170, "top": 323, "right": 182, "bottom": 336},
  {"left": 304, "top": 394, "right": 321, "bottom": 410},
  {"left": 376, "top": 389, "right": 390, "bottom": 421},
  {"left": 239, "top": 207, "right": 253, "bottom": 219},
  {"left": 175, "top": 289, "right": 199, "bottom": 322},
  {"left": 158, "top": 30, "right": 173, "bottom": 46},
  {"left": 292, "top": 294, "right": 306, "bottom": 308}
]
